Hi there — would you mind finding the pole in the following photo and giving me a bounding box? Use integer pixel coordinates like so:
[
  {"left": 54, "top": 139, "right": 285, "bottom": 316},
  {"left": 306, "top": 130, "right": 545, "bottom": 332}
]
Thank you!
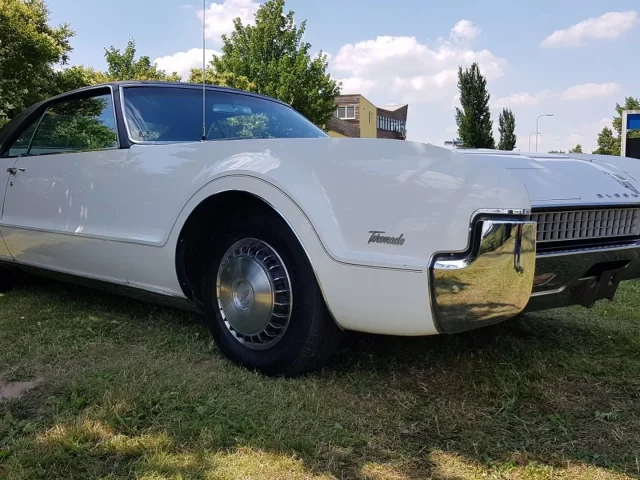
[
  {"left": 535, "top": 113, "right": 554, "bottom": 152},
  {"left": 528, "top": 132, "right": 537, "bottom": 152},
  {"left": 201, "top": 0, "right": 206, "bottom": 141},
  {"left": 621, "top": 111, "right": 628, "bottom": 157}
]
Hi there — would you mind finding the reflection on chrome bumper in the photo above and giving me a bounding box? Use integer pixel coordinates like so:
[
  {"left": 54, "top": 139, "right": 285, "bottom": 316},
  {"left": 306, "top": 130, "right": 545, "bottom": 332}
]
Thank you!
[{"left": 430, "top": 219, "right": 537, "bottom": 334}]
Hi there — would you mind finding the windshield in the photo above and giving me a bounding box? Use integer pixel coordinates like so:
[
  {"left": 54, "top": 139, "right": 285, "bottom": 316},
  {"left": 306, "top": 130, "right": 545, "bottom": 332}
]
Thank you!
[{"left": 122, "top": 86, "right": 328, "bottom": 143}]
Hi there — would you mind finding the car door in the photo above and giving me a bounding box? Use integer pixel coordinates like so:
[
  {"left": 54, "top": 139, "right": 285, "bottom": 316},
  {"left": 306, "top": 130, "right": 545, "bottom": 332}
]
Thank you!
[{"left": 0, "top": 87, "right": 129, "bottom": 281}]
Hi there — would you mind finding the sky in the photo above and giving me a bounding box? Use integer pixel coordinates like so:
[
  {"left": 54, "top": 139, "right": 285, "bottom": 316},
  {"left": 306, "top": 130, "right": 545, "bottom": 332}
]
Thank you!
[{"left": 46, "top": 0, "right": 640, "bottom": 153}]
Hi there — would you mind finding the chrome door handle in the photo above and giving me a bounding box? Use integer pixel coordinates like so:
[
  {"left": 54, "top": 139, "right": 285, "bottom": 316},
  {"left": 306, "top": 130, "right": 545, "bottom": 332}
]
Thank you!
[{"left": 7, "top": 167, "right": 25, "bottom": 175}]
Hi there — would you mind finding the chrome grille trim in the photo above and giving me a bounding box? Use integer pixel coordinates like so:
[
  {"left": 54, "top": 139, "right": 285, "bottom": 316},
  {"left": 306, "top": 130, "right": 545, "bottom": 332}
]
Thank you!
[{"left": 531, "top": 208, "right": 640, "bottom": 243}]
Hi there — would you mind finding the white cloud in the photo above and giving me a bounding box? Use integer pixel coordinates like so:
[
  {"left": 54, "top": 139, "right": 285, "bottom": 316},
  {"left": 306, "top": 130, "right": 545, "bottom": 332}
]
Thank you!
[
  {"left": 515, "top": 117, "right": 613, "bottom": 153},
  {"left": 563, "top": 117, "right": 613, "bottom": 152},
  {"left": 561, "top": 82, "right": 620, "bottom": 101},
  {"left": 199, "top": 0, "right": 260, "bottom": 43},
  {"left": 154, "top": 48, "right": 220, "bottom": 79},
  {"left": 493, "top": 92, "right": 541, "bottom": 109},
  {"left": 339, "top": 77, "right": 376, "bottom": 95},
  {"left": 331, "top": 27, "right": 507, "bottom": 104},
  {"left": 541, "top": 11, "right": 638, "bottom": 48},
  {"left": 450, "top": 20, "right": 480, "bottom": 43}
]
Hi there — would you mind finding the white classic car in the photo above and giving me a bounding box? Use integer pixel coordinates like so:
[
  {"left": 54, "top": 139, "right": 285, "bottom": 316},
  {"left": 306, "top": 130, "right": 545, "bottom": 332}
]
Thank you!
[{"left": 1, "top": 82, "right": 640, "bottom": 376}]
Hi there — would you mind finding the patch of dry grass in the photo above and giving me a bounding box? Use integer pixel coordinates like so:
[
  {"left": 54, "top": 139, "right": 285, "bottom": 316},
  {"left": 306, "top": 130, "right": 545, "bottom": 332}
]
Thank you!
[{"left": 1, "top": 278, "right": 639, "bottom": 479}]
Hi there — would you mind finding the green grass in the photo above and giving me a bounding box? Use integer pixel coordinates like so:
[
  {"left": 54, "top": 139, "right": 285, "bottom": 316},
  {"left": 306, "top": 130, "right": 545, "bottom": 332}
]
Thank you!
[{"left": 1, "top": 278, "right": 639, "bottom": 479}]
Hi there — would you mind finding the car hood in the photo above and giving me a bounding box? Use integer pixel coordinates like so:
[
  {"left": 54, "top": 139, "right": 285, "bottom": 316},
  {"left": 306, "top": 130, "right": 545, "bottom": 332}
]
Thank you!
[{"left": 457, "top": 150, "right": 640, "bottom": 207}]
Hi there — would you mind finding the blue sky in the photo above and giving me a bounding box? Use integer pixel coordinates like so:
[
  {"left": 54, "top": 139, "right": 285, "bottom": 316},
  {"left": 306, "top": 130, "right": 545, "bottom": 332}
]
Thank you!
[{"left": 47, "top": 0, "right": 640, "bottom": 152}]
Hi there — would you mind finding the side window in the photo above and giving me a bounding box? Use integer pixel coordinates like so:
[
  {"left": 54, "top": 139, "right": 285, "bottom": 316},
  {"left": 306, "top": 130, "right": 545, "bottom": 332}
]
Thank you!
[
  {"left": 7, "top": 119, "right": 41, "bottom": 157},
  {"left": 28, "top": 93, "right": 118, "bottom": 156}
]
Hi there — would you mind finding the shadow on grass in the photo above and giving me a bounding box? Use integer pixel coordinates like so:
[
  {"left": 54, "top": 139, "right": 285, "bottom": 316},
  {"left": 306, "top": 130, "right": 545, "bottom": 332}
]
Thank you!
[{"left": 1, "top": 279, "right": 639, "bottom": 479}]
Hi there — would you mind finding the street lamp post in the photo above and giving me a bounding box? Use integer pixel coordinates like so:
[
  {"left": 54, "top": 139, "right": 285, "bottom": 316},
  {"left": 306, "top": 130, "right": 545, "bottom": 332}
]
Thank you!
[
  {"left": 528, "top": 132, "right": 538, "bottom": 152},
  {"left": 535, "top": 113, "right": 554, "bottom": 152}
]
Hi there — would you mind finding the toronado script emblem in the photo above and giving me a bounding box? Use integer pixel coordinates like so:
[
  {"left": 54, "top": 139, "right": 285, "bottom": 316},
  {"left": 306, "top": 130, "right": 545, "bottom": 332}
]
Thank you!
[{"left": 368, "top": 231, "right": 406, "bottom": 246}]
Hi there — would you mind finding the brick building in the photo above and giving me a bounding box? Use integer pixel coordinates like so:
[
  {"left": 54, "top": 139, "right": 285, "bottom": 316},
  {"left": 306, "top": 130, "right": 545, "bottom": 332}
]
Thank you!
[{"left": 326, "top": 94, "right": 408, "bottom": 140}]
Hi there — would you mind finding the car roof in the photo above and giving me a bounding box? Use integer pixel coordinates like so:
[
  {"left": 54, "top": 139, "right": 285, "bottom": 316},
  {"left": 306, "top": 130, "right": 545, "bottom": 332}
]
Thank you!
[{"left": 50, "top": 81, "right": 290, "bottom": 107}]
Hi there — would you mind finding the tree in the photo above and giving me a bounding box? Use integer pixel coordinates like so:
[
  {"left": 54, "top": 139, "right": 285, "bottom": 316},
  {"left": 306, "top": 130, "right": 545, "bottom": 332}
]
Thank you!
[
  {"left": 52, "top": 65, "right": 107, "bottom": 94},
  {"left": 569, "top": 144, "right": 583, "bottom": 153},
  {"left": 188, "top": 68, "right": 256, "bottom": 92},
  {"left": 593, "top": 97, "right": 640, "bottom": 155},
  {"left": 211, "top": 0, "right": 340, "bottom": 127},
  {"left": 594, "top": 126, "right": 619, "bottom": 155},
  {"left": 0, "top": 0, "right": 74, "bottom": 126},
  {"left": 104, "top": 39, "right": 181, "bottom": 82},
  {"left": 455, "top": 63, "right": 495, "bottom": 149},
  {"left": 497, "top": 108, "right": 516, "bottom": 150},
  {"left": 613, "top": 97, "right": 640, "bottom": 137}
]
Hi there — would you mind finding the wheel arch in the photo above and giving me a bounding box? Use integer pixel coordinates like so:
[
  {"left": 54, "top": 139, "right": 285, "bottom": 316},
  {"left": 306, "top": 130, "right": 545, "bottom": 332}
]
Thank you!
[{"left": 174, "top": 188, "right": 330, "bottom": 315}]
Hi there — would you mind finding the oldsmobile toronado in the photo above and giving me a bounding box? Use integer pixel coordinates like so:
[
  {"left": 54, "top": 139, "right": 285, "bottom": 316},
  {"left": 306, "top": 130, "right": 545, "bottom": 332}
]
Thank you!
[{"left": 1, "top": 81, "right": 640, "bottom": 375}]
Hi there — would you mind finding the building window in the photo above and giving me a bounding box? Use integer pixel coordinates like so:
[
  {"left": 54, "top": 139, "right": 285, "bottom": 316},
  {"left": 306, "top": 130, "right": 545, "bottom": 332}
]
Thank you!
[
  {"left": 336, "top": 105, "right": 356, "bottom": 120},
  {"left": 376, "top": 115, "right": 406, "bottom": 133}
]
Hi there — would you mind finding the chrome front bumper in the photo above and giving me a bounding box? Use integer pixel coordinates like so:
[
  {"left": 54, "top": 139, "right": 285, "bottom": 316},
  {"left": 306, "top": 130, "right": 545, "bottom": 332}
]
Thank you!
[
  {"left": 430, "top": 215, "right": 640, "bottom": 334},
  {"left": 429, "top": 219, "right": 537, "bottom": 334},
  {"left": 525, "top": 243, "right": 640, "bottom": 312}
]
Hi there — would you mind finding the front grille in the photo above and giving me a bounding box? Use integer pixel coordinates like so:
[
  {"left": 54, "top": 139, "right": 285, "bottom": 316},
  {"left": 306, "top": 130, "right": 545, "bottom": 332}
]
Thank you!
[{"left": 531, "top": 208, "right": 640, "bottom": 246}]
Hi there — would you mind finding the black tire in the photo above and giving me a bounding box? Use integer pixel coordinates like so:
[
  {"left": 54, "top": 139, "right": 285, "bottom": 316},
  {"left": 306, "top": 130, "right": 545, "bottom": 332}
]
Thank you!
[
  {"left": 0, "top": 267, "right": 21, "bottom": 293},
  {"left": 202, "top": 207, "right": 343, "bottom": 377}
]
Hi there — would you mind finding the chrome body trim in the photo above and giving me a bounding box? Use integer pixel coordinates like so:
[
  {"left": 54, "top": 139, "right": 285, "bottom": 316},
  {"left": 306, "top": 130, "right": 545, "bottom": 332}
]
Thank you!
[
  {"left": 429, "top": 219, "right": 536, "bottom": 334},
  {"left": 531, "top": 207, "right": 640, "bottom": 245},
  {"left": 0, "top": 258, "right": 197, "bottom": 312},
  {"left": 473, "top": 208, "right": 531, "bottom": 216}
]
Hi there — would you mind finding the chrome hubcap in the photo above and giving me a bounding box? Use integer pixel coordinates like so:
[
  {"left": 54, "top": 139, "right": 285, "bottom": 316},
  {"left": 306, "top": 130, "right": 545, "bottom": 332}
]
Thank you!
[{"left": 216, "top": 239, "right": 292, "bottom": 350}]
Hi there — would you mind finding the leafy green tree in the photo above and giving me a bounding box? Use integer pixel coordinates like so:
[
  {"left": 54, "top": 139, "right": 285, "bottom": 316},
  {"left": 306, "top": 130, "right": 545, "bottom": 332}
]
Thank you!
[
  {"left": 497, "top": 108, "right": 516, "bottom": 150},
  {"left": 104, "top": 39, "right": 181, "bottom": 82},
  {"left": 0, "top": 0, "right": 74, "bottom": 126},
  {"left": 52, "top": 65, "right": 107, "bottom": 94},
  {"left": 569, "top": 144, "right": 583, "bottom": 153},
  {"left": 594, "top": 97, "right": 640, "bottom": 155},
  {"left": 188, "top": 68, "right": 256, "bottom": 91},
  {"left": 211, "top": 0, "right": 340, "bottom": 126},
  {"left": 613, "top": 97, "right": 640, "bottom": 137},
  {"left": 594, "top": 126, "right": 619, "bottom": 155},
  {"left": 455, "top": 62, "right": 495, "bottom": 149}
]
